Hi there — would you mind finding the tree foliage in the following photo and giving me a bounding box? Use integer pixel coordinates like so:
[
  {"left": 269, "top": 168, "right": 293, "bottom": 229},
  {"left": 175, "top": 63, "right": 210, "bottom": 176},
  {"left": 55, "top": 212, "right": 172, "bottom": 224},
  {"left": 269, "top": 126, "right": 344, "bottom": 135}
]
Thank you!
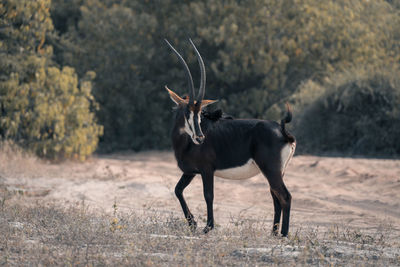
[
  {"left": 0, "top": 0, "right": 102, "bottom": 160},
  {"left": 294, "top": 67, "right": 400, "bottom": 156},
  {"left": 49, "top": 0, "right": 399, "bottom": 156},
  {"left": 2, "top": 0, "right": 399, "bottom": 156}
]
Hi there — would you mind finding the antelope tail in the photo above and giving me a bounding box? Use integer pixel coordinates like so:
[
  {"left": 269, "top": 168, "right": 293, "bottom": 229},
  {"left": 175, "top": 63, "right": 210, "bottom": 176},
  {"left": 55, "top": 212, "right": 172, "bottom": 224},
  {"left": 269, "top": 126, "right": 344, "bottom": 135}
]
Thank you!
[{"left": 280, "top": 103, "right": 295, "bottom": 143}]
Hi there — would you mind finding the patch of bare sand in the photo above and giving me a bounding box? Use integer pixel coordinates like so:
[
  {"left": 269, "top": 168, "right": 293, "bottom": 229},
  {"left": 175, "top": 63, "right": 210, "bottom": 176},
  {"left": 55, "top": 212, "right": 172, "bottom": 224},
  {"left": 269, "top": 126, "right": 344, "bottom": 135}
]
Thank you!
[{"left": 2, "top": 151, "right": 400, "bottom": 237}]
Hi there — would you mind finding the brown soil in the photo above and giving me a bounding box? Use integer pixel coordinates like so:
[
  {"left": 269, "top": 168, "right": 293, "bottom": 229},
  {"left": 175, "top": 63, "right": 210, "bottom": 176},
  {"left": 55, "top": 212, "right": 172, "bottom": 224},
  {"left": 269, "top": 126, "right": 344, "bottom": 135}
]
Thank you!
[{"left": 3, "top": 151, "right": 400, "bottom": 236}]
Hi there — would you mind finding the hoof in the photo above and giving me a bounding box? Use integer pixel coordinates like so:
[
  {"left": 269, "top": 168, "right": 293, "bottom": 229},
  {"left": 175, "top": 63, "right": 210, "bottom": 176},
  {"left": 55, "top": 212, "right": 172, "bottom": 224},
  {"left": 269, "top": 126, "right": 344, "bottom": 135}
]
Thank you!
[
  {"left": 272, "top": 223, "right": 279, "bottom": 236},
  {"left": 187, "top": 218, "right": 197, "bottom": 232},
  {"left": 203, "top": 225, "right": 213, "bottom": 234}
]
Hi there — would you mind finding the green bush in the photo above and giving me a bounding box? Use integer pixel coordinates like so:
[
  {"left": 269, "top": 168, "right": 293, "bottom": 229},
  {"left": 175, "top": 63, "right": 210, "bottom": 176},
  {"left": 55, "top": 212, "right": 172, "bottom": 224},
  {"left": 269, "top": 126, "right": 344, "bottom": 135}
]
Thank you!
[
  {"left": 0, "top": 58, "right": 103, "bottom": 160},
  {"left": 3, "top": 0, "right": 399, "bottom": 156},
  {"left": 294, "top": 67, "right": 400, "bottom": 156},
  {"left": 0, "top": 0, "right": 102, "bottom": 160},
  {"left": 51, "top": 0, "right": 400, "bottom": 152}
]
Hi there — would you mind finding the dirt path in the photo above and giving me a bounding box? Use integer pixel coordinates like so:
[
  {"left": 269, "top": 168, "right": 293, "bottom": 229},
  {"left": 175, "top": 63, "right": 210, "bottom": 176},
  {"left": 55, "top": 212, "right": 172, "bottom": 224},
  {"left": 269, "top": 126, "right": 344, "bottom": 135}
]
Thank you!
[{"left": 2, "top": 152, "right": 400, "bottom": 236}]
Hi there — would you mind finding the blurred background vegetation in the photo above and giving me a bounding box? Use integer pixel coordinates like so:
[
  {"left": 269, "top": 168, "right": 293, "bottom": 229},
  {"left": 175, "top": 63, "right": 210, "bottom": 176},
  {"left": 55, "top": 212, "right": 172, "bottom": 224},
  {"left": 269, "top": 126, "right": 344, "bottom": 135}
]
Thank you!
[{"left": 1, "top": 0, "right": 399, "bottom": 159}]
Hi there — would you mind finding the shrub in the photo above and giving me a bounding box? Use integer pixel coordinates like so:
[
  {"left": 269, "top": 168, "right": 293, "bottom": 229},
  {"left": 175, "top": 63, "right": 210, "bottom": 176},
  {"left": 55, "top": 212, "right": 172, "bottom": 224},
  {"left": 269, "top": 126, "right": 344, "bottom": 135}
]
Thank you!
[
  {"left": 0, "top": 60, "right": 103, "bottom": 160},
  {"left": 0, "top": 0, "right": 102, "bottom": 160},
  {"left": 294, "top": 67, "right": 400, "bottom": 156}
]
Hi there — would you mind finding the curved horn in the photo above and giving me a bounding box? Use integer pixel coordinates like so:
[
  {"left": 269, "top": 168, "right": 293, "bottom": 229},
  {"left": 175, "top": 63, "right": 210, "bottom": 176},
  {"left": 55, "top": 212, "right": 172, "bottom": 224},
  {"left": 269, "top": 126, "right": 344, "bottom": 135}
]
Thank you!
[
  {"left": 165, "top": 39, "right": 195, "bottom": 105},
  {"left": 189, "top": 38, "right": 206, "bottom": 104}
]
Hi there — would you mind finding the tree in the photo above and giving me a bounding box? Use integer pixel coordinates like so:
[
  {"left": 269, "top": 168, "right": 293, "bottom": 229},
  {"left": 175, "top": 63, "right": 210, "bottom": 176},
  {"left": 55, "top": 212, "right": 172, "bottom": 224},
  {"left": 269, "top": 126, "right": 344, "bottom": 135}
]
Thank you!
[
  {"left": 0, "top": 0, "right": 102, "bottom": 160},
  {"left": 51, "top": 0, "right": 400, "bottom": 155}
]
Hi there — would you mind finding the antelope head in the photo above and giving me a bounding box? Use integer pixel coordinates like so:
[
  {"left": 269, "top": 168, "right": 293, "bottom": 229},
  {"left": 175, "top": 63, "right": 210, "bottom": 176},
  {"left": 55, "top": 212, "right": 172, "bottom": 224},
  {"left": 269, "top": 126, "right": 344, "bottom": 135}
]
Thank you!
[{"left": 165, "top": 39, "right": 217, "bottom": 145}]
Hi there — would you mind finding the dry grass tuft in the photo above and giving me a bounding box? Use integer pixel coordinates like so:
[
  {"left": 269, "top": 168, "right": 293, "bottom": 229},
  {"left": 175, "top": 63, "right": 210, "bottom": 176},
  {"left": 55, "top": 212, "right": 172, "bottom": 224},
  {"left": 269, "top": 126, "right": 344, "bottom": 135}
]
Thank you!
[
  {"left": 0, "top": 141, "right": 42, "bottom": 179},
  {"left": 1, "top": 193, "right": 399, "bottom": 266}
]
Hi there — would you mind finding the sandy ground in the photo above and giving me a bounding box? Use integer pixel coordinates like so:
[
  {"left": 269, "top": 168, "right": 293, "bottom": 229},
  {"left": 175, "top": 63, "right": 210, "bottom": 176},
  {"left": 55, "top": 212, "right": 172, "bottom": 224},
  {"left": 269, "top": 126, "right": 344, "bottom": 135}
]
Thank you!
[{"left": 2, "top": 151, "right": 400, "bottom": 236}]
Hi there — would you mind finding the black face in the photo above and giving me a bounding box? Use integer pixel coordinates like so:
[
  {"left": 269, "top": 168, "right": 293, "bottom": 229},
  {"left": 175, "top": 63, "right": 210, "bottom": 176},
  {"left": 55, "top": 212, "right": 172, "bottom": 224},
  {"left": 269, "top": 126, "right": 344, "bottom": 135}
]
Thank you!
[{"left": 180, "top": 104, "right": 205, "bottom": 145}]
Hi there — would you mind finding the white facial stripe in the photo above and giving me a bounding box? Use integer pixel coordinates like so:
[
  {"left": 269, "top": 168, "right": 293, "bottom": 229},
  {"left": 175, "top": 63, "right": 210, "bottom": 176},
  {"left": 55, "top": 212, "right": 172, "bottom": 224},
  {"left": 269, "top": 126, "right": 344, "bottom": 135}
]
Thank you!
[
  {"left": 189, "top": 112, "right": 195, "bottom": 133},
  {"left": 181, "top": 111, "right": 202, "bottom": 145},
  {"left": 184, "top": 115, "right": 194, "bottom": 136},
  {"left": 191, "top": 112, "right": 203, "bottom": 138},
  {"left": 182, "top": 111, "right": 196, "bottom": 143}
]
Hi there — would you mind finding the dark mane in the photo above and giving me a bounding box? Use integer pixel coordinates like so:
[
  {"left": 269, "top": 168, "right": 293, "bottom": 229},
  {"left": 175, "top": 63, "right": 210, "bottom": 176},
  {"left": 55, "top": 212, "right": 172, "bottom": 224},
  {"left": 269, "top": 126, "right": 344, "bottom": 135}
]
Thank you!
[{"left": 201, "top": 109, "right": 233, "bottom": 121}]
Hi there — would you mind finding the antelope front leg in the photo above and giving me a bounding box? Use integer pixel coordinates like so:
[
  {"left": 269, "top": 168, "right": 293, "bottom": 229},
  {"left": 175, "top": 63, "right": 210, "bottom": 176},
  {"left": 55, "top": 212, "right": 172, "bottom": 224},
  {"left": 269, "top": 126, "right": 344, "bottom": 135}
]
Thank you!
[
  {"left": 201, "top": 171, "right": 214, "bottom": 234},
  {"left": 175, "top": 173, "right": 196, "bottom": 231}
]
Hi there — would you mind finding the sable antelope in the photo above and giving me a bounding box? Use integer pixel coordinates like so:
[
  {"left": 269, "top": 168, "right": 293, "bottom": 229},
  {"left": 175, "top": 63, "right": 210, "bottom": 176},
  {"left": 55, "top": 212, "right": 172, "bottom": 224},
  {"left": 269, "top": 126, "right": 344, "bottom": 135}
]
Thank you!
[{"left": 164, "top": 39, "right": 296, "bottom": 236}]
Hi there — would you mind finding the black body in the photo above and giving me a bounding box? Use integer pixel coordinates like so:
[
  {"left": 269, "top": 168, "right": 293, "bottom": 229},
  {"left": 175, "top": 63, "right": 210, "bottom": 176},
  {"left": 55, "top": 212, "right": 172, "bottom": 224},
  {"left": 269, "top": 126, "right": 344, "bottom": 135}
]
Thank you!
[{"left": 172, "top": 108, "right": 295, "bottom": 236}]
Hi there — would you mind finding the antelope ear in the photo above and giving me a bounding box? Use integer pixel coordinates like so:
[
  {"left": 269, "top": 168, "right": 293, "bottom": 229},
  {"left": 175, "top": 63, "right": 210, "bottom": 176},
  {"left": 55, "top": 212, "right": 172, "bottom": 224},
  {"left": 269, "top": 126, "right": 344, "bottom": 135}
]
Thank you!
[
  {"left": 165, "top": 86, "right": 185, "bottom": 105},
  {"left": 201, "top": 99, "right": 218, "bottom": 108}
]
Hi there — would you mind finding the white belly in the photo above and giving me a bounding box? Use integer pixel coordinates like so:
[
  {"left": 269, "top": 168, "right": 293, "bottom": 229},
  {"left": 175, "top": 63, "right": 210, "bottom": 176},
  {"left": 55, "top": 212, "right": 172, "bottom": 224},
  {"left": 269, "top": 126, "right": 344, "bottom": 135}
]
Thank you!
[{"left": 214, "top": 159, "right": 261, "bottom": 180}]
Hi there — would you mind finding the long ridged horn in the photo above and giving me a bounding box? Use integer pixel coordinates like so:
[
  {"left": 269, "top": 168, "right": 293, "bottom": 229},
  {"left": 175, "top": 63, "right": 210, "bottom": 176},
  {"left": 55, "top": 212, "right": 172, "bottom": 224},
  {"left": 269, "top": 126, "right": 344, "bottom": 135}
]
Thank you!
[
  {"left": 189, "top": 38, "right": 206, "bottom": 105},
  {"left": 165, "top": 39, "right": 195, "bottom": 105}
]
